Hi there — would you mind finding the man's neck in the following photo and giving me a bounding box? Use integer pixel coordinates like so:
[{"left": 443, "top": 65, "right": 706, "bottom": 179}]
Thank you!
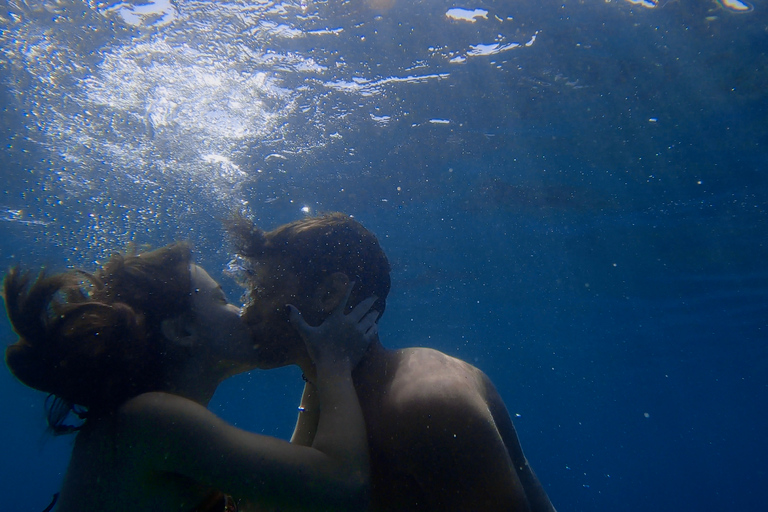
[{"left": 297, "top": 336, "right": 393, "bottom": 389}]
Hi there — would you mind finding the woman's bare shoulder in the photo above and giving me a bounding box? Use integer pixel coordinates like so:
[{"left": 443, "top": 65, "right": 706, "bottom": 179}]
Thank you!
[{"left": 117, "top": 392, "right": 216, "bottom": 432}]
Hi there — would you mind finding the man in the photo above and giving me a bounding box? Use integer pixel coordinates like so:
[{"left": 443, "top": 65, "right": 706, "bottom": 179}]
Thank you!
[{"left": 227, "top": 212, "right": 557, "bottom": 512}]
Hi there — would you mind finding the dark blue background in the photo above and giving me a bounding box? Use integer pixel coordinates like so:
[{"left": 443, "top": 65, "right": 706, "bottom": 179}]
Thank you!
[{"left": 2, "top": 0, "right": 766, "bottom": 510}]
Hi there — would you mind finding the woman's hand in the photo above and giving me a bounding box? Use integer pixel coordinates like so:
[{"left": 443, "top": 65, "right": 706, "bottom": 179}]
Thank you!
[{"left": 287, "top": 282, "right": 379, "bottom": 369}]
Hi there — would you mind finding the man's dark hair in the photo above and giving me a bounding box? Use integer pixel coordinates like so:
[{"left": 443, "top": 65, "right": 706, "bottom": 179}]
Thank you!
[{"left": 227, "top": 212, "right": 391, "bottom": 324}]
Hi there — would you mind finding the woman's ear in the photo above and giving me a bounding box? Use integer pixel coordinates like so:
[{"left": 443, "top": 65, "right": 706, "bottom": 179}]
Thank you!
[
  {"left": 160, "top": 313, "right": 198, "bottom": 348},
  {"left": 317, "top": 272, "right": 350, "bottom": 313}
]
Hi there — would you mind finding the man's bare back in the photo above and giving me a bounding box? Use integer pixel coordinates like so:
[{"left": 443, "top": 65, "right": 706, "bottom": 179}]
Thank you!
[{"left": 353, "top": 345, "right": 557, "bottom": 512}]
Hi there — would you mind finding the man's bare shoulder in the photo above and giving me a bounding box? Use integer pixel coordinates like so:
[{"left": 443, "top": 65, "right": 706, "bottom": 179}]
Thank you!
[
  {"left": 372, "top": 348, "right": 517, "bottom": 494},
  {"left": 385, "top": 347, "right": 492, "bottom": 415}
]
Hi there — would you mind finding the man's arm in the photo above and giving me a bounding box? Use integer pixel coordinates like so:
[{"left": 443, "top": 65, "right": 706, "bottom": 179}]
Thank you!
[
  {"left": 484, "top": 376, "right": 557, "bottom": 512},
  {"left": 290, "top": 381, "right": 319, "bottom": 446}
]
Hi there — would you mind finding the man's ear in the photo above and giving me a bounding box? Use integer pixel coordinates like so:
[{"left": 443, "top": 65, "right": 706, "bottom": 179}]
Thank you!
[
  {"left": 317, "top": 272, "right": 350, "bottom": 313},
  {"left": 160, "top": 313, "right": 198, "bottom": 348}
]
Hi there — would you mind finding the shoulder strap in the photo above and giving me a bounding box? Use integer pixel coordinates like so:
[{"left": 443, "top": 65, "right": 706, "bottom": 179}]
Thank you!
[{"left": 41, "top": 493, "right": 59, "bottom": 512}]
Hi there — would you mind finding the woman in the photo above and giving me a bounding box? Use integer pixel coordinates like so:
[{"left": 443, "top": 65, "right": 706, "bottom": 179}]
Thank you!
[{"left": 3, "top": 242, "right": 377, "bottom": 512}]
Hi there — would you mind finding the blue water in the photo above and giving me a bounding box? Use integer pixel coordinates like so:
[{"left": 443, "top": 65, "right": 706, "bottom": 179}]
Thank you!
[{"left": 1, "top": 0, "right": 766, "bottom": 510}]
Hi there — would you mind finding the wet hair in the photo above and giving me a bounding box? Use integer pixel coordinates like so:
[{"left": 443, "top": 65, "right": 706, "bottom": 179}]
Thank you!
[
  {"left": 3, "top": 243, "right": 192, "bottom": 432},
  {"left": 227, "top": 212, "right": 391, "bottom": 326}
]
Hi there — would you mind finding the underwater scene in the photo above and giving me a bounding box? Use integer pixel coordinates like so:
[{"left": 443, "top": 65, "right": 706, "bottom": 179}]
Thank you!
[{"left": 1, "top": 0, "right": 766, "bottom": 510}]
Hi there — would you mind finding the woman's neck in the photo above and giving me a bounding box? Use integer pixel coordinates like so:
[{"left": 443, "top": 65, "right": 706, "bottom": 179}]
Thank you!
[{"left": 162, "top": 359, "right": 227, "bottom": 406}]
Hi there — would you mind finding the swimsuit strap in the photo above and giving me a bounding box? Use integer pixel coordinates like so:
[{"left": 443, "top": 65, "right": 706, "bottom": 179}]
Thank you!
[{"left": 41, "top": 493, "right": 59, "bottom": 512}]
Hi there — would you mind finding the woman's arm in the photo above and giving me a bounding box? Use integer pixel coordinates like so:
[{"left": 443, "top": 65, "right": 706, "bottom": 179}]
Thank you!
[
  {"left": 120, "top": 393, "right": 364, "bottom": 511},
  {"left": 290, "top": 288, "right": 377, "bottom": 447},
  {"left": 119, "top": 290, "right": 377, "bottom": 512},
  {"left": 287, "top": 286, "right": 377, "bottom": 481}
]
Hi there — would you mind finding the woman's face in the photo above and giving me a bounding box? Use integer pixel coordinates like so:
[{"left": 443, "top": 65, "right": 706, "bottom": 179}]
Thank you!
[{"left": 188, "top": 265, "right": 257, "bottom": 368}]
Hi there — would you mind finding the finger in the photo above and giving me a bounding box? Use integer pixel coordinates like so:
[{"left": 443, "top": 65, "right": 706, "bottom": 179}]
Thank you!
[
  {"left": 349, "top": 295, "right": 377, "bottom": 322},
  {"left": 358, "top": 309, "right": 380, "bottom": 331},
  {"left": 333, "top": 280, "right": 356, "bottom": 315},
  {"left": 287, "top": 304, "right": 310, "bottom": 335},
  {"left": 364, "top": 321, "right": 379, "bottom": 338}
]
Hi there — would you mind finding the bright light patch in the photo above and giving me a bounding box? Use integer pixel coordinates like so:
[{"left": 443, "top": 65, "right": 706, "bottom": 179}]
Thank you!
[
  {"left": 201, "top": 154, "right": 246, "bottom": 184},
  {"left": 624, "top": 0, "right": 659, "bottom": 8},
  {"left": 105, "top": 0, "right": 178, "bottom": 27},
  {"left": 370, "top": 114, "right": 391, "bottom": 124},
  {"left": 445, "top": 8, "right": 489, "bottom": 23},
  {"left": 467, "top": 42, "right": 521, "bottom": 56},
  {"left": 716, "top": 0, "right": 753, "bottom": 12}
]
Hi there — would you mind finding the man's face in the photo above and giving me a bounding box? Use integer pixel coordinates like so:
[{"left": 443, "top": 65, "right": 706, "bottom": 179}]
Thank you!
[{"left": 242, "top": 255, "right": 313, "bottom": 369}]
